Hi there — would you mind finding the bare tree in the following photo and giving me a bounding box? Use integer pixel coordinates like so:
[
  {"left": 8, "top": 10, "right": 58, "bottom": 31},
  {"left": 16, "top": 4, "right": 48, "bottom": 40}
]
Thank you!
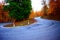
[{"left": 42, "top": 0, "right": 48, "bottom": 16}]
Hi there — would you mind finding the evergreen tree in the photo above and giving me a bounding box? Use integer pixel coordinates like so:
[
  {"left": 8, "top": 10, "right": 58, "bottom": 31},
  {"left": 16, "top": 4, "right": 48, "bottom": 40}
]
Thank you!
[{"left": 3, "top": 0, "right": 32, "bottom": 21}]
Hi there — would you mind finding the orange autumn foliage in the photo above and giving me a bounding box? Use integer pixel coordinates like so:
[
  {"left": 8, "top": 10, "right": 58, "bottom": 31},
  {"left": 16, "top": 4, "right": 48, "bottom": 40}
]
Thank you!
[
  {"left": 0, "top": 4, "right": 11, "bottom": 22},
  {"left": 29, "top": 10, "right": 36, "bottom": 19},
  {"left": 1, "top": 1, "right": 59, "bottom": 22}
]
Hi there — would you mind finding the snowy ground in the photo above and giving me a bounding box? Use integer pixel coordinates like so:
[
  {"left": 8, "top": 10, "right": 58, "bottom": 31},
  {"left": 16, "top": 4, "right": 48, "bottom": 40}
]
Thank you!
[{"left": 0, "top": 17, "right": 60, "bottom": 40}]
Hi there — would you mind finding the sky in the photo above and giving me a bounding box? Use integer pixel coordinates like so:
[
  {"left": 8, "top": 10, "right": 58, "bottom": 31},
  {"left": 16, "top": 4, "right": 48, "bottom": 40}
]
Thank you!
[
  {"left": 0, "top": 0, "right": 49, "bottom": 12},
  {"left": 0, "top": 0, "right": 4, "bottom": 3},
  {"left": 31, "top": 0, "right": 50, "bottom": 12},
  {"left": 31, "top": 0, "right": 44, "bottom": 12}
]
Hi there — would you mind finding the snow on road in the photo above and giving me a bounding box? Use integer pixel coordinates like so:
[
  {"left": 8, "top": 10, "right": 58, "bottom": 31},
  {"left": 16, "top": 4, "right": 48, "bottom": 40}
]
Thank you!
[{"left": 0, "top": 17, "right": 60, "bottom": 40}]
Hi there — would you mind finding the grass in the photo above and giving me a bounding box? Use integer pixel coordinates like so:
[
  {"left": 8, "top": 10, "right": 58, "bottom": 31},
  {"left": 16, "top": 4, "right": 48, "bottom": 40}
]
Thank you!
[{"left": 4, "top": 19, "right": 36, "bottom": 27}]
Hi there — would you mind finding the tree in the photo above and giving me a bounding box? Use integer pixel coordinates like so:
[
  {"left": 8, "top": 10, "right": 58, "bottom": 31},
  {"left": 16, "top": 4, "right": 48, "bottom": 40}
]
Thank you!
[
  {"left": 47, "top": 0, "right": 60, "bottom": 20},
  {"left": 3, "top": 0, "right": 32, "bottom": 21},
  {"left": 49, "top": 0, "right": 60, "bottom": 15},
  {"left": 42, "top": 0, "right": 48, "bottom": 16}
]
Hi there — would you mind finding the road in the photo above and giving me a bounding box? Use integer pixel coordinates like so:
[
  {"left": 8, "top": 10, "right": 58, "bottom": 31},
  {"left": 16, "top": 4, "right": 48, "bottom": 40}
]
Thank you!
[{"left": 0, "top": 17, "right": 60, "bottom": 40}]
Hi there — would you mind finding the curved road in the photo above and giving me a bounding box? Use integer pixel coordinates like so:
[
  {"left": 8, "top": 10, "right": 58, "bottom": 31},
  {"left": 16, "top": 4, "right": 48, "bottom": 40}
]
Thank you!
[{"left": 0, "top": 17, "right": 60, "bottom": 40}]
